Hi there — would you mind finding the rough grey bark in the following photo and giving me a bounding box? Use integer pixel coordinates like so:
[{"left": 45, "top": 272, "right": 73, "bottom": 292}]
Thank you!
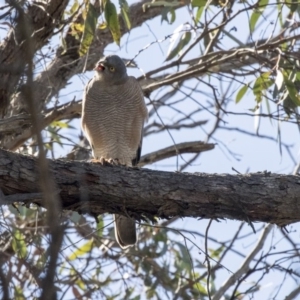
[
  {"left": 0, "top": 149, "right": 299, "bottom": 226},
  {"left": 0, "top": 0, "right": 69, "bottom": 116}
]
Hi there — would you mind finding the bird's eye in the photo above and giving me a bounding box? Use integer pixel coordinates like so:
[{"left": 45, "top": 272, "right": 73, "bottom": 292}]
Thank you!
[{"left": 109, "top": 66, "right": 115, "bottom": 72}]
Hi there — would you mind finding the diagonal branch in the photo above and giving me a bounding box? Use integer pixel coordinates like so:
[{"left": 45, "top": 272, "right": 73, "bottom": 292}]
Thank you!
[
  {"left": 138, "top": 141, "right": 215, "bottom": 167},
  {"left": 0, "top": 0, "right": 69, "bottom": 116},
  {"left": 212, "top": 224, "right": 273, "bottom": 300},
  {"left": 285, "top": 285, "right": 300, "bottom": 300},
  {"left": 2, "top": 100, "right": 82, "bottom": 150}
]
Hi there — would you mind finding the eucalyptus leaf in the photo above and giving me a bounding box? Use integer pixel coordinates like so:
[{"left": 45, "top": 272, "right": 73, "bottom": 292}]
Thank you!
[
  {"left": 253, "top": 72, "right": 273, "bottom": 103},
  {"left": 249, "top": 0, "right": 269, "bottom": 33},
  {"left": 79, "top": 3, "right": 98, "bottom": 56},
  {"left": 236, "top": 84, "right": 248, "bottom": 103},
  {"left": 105, "top": 0, "right": 121, "bottom": 46},
  {"left": 119, "top": 0, "right": 131, "bottom": 30},
  {"left": 68, "top": 239, "right": 94, "bottom": 260},
  {"left": 12, "top": 229, "right": 27, "bottom": 259}
]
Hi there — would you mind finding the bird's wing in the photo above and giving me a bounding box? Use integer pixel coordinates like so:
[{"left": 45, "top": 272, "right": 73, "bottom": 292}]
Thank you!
[
  {"left": 128, "top": 77, "right": 148, "bottom": 166},
  {"left": 81, "top": 78, "right": 97, "bottom": 151}
]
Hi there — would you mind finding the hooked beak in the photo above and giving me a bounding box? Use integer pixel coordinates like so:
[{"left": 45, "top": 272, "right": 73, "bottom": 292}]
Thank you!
[{"left": 94, "top": 62, "right": 106, "bottom": 72}]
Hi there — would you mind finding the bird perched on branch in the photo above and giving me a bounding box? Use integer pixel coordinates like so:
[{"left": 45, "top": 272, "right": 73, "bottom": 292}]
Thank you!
[{"left": 81, "top": 55, "right": 148, "bottom": 249}]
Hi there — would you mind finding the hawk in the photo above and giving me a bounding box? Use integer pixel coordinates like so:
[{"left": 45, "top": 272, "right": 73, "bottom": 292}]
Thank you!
[{"left": 81, "top": 55, "right": 148, "bottom": 249}]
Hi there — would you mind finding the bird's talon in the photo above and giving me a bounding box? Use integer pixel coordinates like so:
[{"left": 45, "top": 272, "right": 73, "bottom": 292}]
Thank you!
[
  {"left": 89, "top": 157, "right": 124, "bottom": 166},
  {"left": 111, "top": 158, "right": 121, "bottom": 165},
  {"left": 89, "top": 158, "right": 100, "bottom": 163},
  {"left": 89, "top": 157, "right": 110, "bottom": 165}
]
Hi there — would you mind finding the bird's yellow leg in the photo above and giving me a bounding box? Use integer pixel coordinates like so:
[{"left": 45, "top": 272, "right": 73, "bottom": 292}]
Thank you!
[
  {"left": 107, "top": 158, "right": 122, "bottom": 165},
  {"left": 90, "top": 157, "right": 121, "bottom": 166},
  {"left": 90, "top": 157, "right": 109, "bottom": 165}
]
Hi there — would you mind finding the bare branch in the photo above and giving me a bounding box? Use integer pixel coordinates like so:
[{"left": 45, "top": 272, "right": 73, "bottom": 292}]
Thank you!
[
  {"left": 144, "top": 120, "right": 208, "bottom": 136},
  {"left": 212, "top": 224, "right": 274, "bottom": 300},
  {"left": 1, "top": 100, "right": 81, "bottom": 150},
  {"left": 285, "top": 285, "right": 300, "bottom": 300},
  {"left": 138, "top": 141, "right": 215, "bottom": 167},
  {"left": 0, "top": 255, "right": 10, "bottom": 300}
]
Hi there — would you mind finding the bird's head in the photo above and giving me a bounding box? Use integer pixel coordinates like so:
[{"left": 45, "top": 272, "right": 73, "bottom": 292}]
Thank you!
[{"left": 94, "top": 55, "right": 127, "bottom": 84}]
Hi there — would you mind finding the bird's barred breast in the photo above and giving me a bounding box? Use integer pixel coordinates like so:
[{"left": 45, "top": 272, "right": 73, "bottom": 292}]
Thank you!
[{"left": 82, "top": 78, "right": 144, "bottom": 165}]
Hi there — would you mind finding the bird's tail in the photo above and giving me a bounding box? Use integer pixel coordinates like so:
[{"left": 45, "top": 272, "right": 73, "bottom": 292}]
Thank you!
[{"left": 114, "top": 214, "right": 136, "bottom": 249}]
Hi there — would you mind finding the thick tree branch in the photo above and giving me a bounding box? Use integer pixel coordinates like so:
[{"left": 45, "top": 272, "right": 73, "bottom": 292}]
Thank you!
[{"left": 0, "top": 149, "right": 300, "bottom": 226}]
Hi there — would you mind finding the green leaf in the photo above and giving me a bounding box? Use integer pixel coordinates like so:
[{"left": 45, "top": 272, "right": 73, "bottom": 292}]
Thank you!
[
  {"left": 249, "top": 0, "right": 269, "bottom": 33},
  {"left": 69, "top": 0, "right": 79, "bottom": 15},
  {"left": 96, "top": 216, "right": 104, "bottom": 237},
  {"left": 75, "top": 278, "right": 86, "bottom": 290},
  {"left": 253, "top": 72, "right": 273, "bottom": 103},
  {"left": 209, "top": 245, "right": 224, "bottom": 259},
  {"left": 143, "top": 1, "right": 181, "bottom": 12},
  {"left": 249, "top": 11, "right": 260, "bottom": 33},
  {"left": 236, "top": 84, "right": 248, "bottom": 103},
  {"left": 14, "top": 286, "right": 25, "bottom": 300},
  {"left": 166, "top": 24, "right": 192, "bottom": 61},
  {"left": 105, "top": 0, "right": 121, "bottom": 46},
  {"left": 98, "top": 22, "right": 107, "bottom": 29},
  {"left": 161, "top": 7, "right": 169, "bottom": 23},
  {"left": 68, "top": 239, "right": 94, "bottom": 260},
  {"left": 276, "top": 3, "right": 283, "bottom": 27},
  {"left": 79, "top": 3, "right": 98, "bottom": 56},
  {"left": 286, "top": 0, "right": 298, "bottom": 13},
  {"left": 169, "top": 8, "right": 176, "bottom": 24},
  {"left": 192, "top": 0, "right": 206, "bottom": 7},
  {"left": 51, "top": 121, "right": 70, "bottom": 128},
  {"left": 119, "top": 0, "right": 131, "bottom": 30},
  {"left": 61, "top": 35, "right": 67, "bottom": 55},
  {"left": 195, "top": 6, "right": 204, "bottom": 24},
  {"left": 70, "top": 23, "right": 85, "bottom": 38},
  {"left": 161, "top": 7, "right": 176, "bottom": 24},
  {"left": 174, "top": 242, "right": 191, "bottom": 273},
  {"left": 284, "top": 78, "right": 300, "bottom": 106},
  {"left": 12, "top": 229, "right": 27, "bottom": 259}
]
